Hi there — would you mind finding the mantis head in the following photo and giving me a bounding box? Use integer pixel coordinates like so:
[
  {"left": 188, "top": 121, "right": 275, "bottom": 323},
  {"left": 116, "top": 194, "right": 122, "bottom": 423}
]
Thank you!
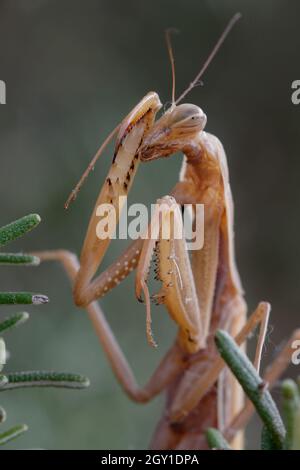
[{"left": 140, "top": 103, "right": 207, "bottom": 161}]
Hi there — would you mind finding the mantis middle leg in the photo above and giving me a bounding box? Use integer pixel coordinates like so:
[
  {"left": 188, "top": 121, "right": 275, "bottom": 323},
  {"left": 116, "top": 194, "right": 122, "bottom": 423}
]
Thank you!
[{"left": 34, "top": 248, "right": 187, "bottom": 403}]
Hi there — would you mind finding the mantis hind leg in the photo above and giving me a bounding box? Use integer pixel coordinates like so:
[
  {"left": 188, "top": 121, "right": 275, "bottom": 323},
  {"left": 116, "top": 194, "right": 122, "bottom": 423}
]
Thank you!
[{"left": 168, "top": 302, "right": 270, "bottom": 423}]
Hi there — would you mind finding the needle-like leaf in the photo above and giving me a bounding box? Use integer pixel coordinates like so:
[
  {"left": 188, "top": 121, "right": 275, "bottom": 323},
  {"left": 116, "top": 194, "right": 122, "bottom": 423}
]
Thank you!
[
  {"left": 0, "top": 312, "right": 29, "bottom": 334},
  {"left": 0, "top": 375, "right": 8, "bottom": 388},
  {"left": 0, "top": 292, "right": 48, "bottom": 305},
  {"left": 1, "top": 371, "right": 90, "bottom": 390},
  {"left": 0, "top": 424, "right": 28, "bottom": 446},
  {"left": 0, "top": 406, "right": 6, "bottom": 424},
  {"left": 0, "top": 253, "right": 40, "bottom": 266},
  {"left": 0, "top": 214, "right": 41, "bottom": 247},
  {"left": 0, "top": 339, "right": 5, "bottom": 372}
]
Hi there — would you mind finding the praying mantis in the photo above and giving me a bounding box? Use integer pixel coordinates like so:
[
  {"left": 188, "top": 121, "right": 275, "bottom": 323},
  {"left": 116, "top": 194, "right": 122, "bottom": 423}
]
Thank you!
[{"left": 33, "top": 14, "right": 300, "bottom": 449}]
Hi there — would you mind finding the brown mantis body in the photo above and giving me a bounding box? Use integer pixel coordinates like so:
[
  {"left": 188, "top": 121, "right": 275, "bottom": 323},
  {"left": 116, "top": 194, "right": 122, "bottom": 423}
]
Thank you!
[{"left": 33, "top": 17, "right": 300, "bottom": 449}]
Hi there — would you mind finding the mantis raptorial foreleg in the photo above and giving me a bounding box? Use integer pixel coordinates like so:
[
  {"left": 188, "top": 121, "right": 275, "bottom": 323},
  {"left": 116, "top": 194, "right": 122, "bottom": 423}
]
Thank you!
[{"left": 72, "top": 92, "right": 162, "bottom": 308}]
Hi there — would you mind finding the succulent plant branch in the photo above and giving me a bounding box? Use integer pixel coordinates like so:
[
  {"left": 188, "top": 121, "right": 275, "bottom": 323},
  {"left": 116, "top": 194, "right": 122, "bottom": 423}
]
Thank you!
[
  {"left": 211, "top": 329, "right": 300, "bottom": 450},
  {"left": 281, "top": 379, "right": 300, "bottom": 449},
  {"left": 206, "top": 428, "right": 232, "bottom": 450},
  {"left": 260, "top": 425, "right": 279, "bottom": 450},
  {"left": 0, "top": 214, "right": 90, "bottom": 447},
  {"left": 215, "top": 330, "right": 286, "bottom": 450}
]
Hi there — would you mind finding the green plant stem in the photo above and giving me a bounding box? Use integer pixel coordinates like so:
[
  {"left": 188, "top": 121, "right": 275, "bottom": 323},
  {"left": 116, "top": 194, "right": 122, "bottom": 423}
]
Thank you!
[
  {"left": 215, "top": 329, "right": 286, "bottom": 450},
  {"left": 1, "top": 371, "right": 90, "bottom": 390},
  {"left": 0, "top": 214, "right": 41, "bottom": 247}
]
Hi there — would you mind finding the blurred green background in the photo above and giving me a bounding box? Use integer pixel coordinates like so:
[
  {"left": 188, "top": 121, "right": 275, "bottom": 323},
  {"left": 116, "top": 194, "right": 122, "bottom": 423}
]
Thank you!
[{"left": 0, "top": 0, "right": 300, "bottom": 449}]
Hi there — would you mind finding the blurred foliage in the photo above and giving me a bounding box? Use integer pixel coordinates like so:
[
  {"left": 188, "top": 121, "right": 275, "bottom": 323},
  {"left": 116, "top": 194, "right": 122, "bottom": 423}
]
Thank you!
[
  {"left": 0, "top": 214, "right": 89, "bottom": 447},
  {"left": 0, "top": 0, "right": 299, "bottom": 449}
]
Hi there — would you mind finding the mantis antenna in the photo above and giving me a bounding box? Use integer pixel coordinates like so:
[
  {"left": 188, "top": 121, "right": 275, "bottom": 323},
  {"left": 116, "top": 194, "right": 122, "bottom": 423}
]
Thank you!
[
  {"left": 65, "top": 13, "right": 241, "bottom": 209},
  {"left": 175, "top": 12, "right": 242, "bottom": 104},
  {"left": 64, "top": 123, "right": 120, "bottom": 209},
  {"left": 165, "top": 28, "right": 178, "bottom": 106}
]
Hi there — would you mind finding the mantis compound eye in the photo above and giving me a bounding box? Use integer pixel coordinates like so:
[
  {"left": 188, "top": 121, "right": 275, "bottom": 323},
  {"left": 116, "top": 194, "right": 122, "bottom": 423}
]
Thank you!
[{"left": 168, "top": 104, "right": 207, "bottom": 132}]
